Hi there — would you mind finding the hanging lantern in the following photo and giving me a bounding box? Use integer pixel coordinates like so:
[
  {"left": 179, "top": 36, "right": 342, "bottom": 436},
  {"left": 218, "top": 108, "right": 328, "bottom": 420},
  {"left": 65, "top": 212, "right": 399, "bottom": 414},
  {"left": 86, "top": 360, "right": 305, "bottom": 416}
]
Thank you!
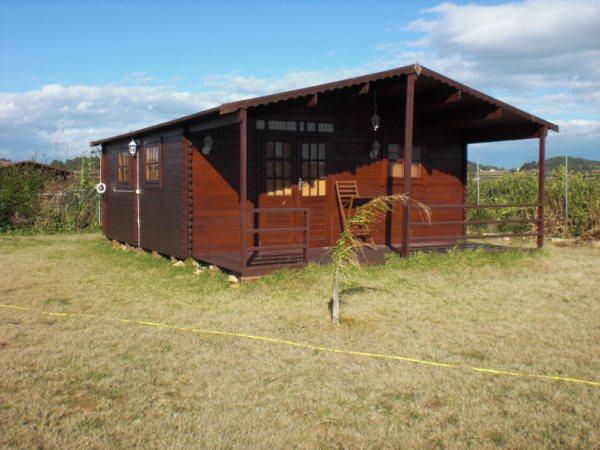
[
  {"left": 371, "top": 112, "right": 380, "bottom": 131},
  {"left": 128, "top": 138, "right": 138, "bottom": 156},
  {"left": 371, "top": 90, "right": 380, "bottom": 131}
]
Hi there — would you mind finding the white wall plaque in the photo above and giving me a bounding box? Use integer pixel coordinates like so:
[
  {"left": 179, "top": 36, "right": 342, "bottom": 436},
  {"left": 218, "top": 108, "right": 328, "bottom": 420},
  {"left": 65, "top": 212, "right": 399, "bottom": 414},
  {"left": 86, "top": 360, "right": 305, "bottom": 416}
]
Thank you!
[
  {"left": 318, "top": 123, "right": 334, "bottom": 133},
  {"left": 268, "top": 120, "right": 297, "bottom": 131}
]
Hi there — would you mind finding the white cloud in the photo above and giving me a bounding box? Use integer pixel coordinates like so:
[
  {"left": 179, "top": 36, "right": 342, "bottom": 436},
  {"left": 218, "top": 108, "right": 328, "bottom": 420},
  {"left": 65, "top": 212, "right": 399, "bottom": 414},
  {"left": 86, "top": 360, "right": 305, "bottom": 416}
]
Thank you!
[
  {"left": 0, "top": 83, "right": 219, "bottom": 161},
  {"left": 401, "top": 0, "right": 600, "bottom": 91},
  {"left": 1, "top": 0, "right": 599, "bottom": 164}
]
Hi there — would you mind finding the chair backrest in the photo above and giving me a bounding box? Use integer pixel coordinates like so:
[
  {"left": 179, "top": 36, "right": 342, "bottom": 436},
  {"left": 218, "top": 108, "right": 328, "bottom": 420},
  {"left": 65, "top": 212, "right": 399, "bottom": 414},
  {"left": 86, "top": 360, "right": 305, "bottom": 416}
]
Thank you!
[
  {"left": 335, "top": 180, "right": 359, "bottom": 205},
  {"left": 335, "top": 180, "right": 360, "bottom": 227}
]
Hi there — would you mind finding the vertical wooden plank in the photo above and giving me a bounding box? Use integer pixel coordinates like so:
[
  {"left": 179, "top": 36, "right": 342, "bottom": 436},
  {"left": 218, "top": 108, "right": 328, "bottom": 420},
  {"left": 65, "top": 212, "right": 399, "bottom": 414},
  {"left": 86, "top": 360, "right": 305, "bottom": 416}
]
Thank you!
[
  {"left": 401, "top": 73, "right": 416, "bottom": 257},
  {"left": 240, "top": 109, "right": 248, "bottom": 272},
  {"left": 101, "top": 147, "right": 108, "bottom": 237},
  {"left": 537, "top": 126, "right": 547, "bottom": 248}
]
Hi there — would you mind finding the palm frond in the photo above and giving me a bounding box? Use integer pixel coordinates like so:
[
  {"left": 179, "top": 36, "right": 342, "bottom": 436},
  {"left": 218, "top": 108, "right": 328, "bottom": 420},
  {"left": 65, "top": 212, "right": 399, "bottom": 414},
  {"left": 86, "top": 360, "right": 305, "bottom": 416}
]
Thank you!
[{"left": 331, "top": 194, "right": 431, "bottom": 270}]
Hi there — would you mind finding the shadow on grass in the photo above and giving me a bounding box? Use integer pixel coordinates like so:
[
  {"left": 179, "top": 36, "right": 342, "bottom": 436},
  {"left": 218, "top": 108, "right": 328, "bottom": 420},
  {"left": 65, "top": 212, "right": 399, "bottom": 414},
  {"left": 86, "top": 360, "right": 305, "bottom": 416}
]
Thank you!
[{"left": 340, "top": 286, "right": 395, "bottom": 296}]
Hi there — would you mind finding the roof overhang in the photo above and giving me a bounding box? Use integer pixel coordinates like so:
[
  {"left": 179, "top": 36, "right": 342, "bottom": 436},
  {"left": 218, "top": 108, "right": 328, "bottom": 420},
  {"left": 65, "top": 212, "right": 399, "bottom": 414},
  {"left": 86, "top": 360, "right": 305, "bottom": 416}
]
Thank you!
[{"left": 90, "top": 63, "right": 558, "bottom": 147}]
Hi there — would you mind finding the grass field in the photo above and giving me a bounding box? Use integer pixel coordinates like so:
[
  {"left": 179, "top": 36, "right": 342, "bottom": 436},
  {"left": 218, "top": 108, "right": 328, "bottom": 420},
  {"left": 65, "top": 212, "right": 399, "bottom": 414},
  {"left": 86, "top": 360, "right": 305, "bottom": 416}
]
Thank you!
[{"left": 1, "top": 234, "right": 599, "bottom": 448}]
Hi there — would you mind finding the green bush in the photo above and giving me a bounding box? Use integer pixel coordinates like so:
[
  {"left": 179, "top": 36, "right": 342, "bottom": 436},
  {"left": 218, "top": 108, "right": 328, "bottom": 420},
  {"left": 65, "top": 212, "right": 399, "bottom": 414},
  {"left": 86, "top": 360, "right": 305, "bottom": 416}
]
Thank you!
[
  {"left": 0, "top": 159, "right": 100, "bottom": 234},
  {"left": 0, "top": 165, "right": 50, "bottom": 231},
  {"left": 467, "top": 167, "right": 600, "bottom": 237}
]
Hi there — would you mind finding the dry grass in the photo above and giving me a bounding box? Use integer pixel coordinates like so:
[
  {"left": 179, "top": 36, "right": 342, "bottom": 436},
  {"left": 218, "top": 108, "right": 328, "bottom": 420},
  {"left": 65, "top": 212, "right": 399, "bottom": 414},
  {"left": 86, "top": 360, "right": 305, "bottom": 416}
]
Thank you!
[{"left": 0, "top": 233, "right": 599, "bottom": 448}]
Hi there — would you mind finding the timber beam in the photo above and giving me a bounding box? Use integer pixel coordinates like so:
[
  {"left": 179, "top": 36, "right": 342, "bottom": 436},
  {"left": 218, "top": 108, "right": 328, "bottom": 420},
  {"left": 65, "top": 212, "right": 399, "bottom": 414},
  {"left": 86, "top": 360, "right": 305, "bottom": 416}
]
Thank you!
[
  {"left": 415, "top": 88, "right": 462, "bottom": 112},
  {"left": 358, "top": 82, "right": 371, "bottom": 95},
  {"left": 189, "top": 110, "right": 244, "bottom": 133},
  {"left": 417, "top": 105, "right": 500, "bottom": 127}
]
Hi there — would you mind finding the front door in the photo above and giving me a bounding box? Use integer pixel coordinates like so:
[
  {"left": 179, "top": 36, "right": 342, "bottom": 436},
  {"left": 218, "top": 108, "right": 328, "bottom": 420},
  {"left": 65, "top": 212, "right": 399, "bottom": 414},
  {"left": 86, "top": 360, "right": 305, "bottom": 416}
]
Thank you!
[{"left": 258, "top": 138, "right": 329, "bottom": 249}]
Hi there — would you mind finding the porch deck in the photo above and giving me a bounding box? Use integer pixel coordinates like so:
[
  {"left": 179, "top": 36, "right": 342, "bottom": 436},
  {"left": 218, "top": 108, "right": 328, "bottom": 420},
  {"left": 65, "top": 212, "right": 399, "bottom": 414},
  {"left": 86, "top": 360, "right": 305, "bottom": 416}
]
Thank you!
[{"left": 194, "top": 240, "right": 489, "bottom": 278}]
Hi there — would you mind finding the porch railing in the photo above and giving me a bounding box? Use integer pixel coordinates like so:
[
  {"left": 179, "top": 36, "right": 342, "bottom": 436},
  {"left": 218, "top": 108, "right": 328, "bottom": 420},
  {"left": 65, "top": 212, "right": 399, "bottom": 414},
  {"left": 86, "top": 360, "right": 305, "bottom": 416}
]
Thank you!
[
  {"left": 409, "top": 203, "right": 540, "bottom": 243},
  {"left": 243, "top": 207, "right": 310, "bottom": 269}
]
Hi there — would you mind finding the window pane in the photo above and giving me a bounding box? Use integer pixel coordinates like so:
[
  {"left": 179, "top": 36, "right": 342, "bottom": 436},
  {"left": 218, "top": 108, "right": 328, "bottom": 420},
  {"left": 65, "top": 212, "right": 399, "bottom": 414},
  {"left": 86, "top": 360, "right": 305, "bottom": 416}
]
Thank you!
[
  {"left": 318, "top": 161, "right": 326, "bottom": 177},
  {"left": 266, "top": 142, "right": 274, "bottom": 159},
  {"left": 413, "top": 146, "right": 421, "bottom": 162},
  {"left": 302, "top": 161, "right": 309, "bottom": 178},
  {"left": 311, "top": 143, "right": 317, "bottom": 159},
  {"left": 275, "top": 142, "right": 283, "bottom": 158},
  {"left": 310, "top": 161, "right": 318, "bottom": 178},
  {"left": 147, "top": 147, "right": 158, "bottom": 163},
  {"left": 283, "top": 142, "right": 291, "bottom": 159},
  {"left": 266, "top": 179, "right": 275, "bottom": 195},
  {"left": 274, "top": 161, "right": 283, "bottom": 177},
  {"left": 411, "top": 162, "right": 421, "bottom": 177},
  {"left": 266, "top": 161, "right": 274, "bottom": 177},
  {"left": 302, "top": 183, "right": 310, "bottom": 196},
  {"left": 275, "top": 179, "right": 282, "bottom": 195},
  {"left": 283, "top": 179, "right": 292, "bottom": 196},
  {"left": 302, "top": 143, "right": 309, "bottom": 160},
  {"left": 318, "top": 143, "right": 326, "bottom": 160},
  {"left": 318, "top": 179, "right": 326, "bottom": 195},
  {"left": 284, "top": 161, "right": 291, "bottom": 177}
]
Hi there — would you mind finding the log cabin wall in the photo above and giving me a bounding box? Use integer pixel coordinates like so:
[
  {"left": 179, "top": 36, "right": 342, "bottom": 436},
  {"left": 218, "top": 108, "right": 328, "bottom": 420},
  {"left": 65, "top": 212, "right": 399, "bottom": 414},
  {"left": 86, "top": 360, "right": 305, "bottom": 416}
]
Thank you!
[
  {"left": 103, "top": 139, "right": 137, "bottom": 245},
  {"left": 191, "top": 124, "right": 257, "bottom": 255},
  {"left": 138, "top": 129, "right": 186, "bottom": 258},
  {"left": 189, "top": 103, "right": 465, "bottom": 257},
  {"left": 101, "top": 128, "right": 187, "bottom": 259},
  {"left": 245, "top": 105, "right": 466, "bottom": 249}
]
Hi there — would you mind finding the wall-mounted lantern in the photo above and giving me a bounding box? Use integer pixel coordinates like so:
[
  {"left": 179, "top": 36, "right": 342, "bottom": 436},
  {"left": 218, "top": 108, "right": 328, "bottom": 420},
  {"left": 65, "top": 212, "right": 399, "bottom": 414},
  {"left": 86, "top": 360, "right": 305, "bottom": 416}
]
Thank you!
[
  {"left": 370, "top": 139, "right": 381, "bottom": 160},
  {"left": 128, "top": 138, "right": 138, "bottom": 156},
  {"left": 201, "top": 134, "right": 213, "bottom": 155}
]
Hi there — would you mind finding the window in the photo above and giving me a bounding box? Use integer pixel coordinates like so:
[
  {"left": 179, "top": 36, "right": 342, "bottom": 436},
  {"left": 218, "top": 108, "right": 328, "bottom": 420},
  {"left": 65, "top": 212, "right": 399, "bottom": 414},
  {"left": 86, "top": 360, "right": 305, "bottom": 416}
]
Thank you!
[
  {"left": 388, "top": 144, "right": 421, "bottom": 178},
  {"left": 265, "top": 141, "right": 292, "bottom": 196},
  {"left": 117, "top": 152, "right": 130, "bottom": 184},
  {"left": 301, "top": 142, "right": 326, "bottom": 196},
  {"left": 145, "top": 145, "right": 160, "bottom": 181}
]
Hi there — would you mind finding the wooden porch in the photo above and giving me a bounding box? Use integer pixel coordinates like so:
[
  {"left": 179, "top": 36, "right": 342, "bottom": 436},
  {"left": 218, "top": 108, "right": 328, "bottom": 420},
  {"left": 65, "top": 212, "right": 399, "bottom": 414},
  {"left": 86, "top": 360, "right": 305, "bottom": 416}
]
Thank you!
[
  {"left": 194, "top": 240, "right": 490, "bottom": 278},
  {"left": 193, "top": 202, "right": 541, "bottom": 277},
  {"left": 186, "top": 64, "right": 553, "bottom": 278}
]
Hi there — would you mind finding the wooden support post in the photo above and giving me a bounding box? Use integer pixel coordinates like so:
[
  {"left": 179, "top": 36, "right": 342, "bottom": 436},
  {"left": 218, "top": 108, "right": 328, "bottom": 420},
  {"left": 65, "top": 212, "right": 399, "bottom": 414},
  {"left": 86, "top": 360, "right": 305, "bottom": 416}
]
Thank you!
[
  {"left": 537, "top": 126, "right": 547, "bottom": 248},
  {"left": 240, "top": 109, "right": 248, "bottom": 272},
  {"left": 401, "top": 73, "right": 416, "bottom": 257}
]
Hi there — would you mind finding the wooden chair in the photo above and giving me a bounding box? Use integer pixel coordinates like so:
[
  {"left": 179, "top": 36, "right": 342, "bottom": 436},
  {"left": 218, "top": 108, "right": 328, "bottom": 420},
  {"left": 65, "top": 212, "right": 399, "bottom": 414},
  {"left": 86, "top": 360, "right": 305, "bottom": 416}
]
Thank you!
[{"left": 334, "top": 180, "right": 376, "bottom": 249}]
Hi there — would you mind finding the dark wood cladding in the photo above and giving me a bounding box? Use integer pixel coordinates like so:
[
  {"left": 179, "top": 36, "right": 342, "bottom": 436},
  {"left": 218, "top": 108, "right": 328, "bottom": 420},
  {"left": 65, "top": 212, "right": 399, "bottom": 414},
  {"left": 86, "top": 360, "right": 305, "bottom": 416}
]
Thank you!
[
  {"left": 102, "top": 141, "right": 137, "bottom": 245},
  {"left": 192, "top": 124, "right": 252, "bottom": 255},
  {"left": 95, "top": 66, "right": 556, "bottom": 275},
  {"left": 100, "top": 128, "right": 187, "bottom": 259}
]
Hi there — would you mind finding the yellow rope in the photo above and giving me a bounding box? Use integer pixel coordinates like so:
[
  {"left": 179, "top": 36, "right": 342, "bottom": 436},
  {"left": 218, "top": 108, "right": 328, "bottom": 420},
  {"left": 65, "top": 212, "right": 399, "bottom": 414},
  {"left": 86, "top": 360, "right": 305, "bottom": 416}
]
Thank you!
[{"left": 1, "top": 303, "right": 598, "bottom": 387}]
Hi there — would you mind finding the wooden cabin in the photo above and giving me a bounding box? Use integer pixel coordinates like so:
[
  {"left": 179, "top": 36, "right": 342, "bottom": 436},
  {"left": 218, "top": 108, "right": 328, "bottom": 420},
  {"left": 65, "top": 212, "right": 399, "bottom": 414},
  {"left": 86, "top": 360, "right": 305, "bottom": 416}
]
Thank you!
[{"left": 91, "top": 64, "right": 558, "bottom": 277}]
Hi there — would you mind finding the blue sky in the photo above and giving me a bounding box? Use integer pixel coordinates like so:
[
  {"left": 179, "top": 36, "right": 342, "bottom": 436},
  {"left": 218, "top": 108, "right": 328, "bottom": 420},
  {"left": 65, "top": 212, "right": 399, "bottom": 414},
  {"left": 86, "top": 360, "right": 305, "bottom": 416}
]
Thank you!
[{"left": 1, "top": 0, "right": 599, "bottom": 167}]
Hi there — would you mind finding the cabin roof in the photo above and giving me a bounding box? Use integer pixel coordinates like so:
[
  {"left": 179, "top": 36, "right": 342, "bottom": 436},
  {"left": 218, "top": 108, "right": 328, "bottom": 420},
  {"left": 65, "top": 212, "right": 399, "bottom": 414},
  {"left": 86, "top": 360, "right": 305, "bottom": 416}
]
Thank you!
[
  {"left": 2, "top": 160, "right": 74, "bottom": 178},
  {"left": 90, "top": 63, "right": 558, "bottom": 146}
]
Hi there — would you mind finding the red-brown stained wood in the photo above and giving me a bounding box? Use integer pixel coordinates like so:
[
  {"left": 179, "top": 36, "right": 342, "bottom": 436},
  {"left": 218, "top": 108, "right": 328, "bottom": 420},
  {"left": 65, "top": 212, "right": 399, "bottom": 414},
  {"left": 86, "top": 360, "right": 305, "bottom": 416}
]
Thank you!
[
  {"left": 95, "top": 66, "right": 556, "bottom": 276},
  {"left": 538, "top": 126, "right": 547, "bottom": 248}
]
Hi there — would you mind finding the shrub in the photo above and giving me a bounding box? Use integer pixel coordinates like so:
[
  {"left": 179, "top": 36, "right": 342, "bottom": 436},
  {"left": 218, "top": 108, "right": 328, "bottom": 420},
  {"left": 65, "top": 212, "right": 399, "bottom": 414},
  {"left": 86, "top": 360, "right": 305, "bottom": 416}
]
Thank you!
[
  {"left": 0, "top": 159, "right": 100, "bottom": 233},
  {"left": 0, "top": 165, "right": 50, "bottom": 231},
  {"left": 467, "top": 167, "right": 600, "bottom": 237}
]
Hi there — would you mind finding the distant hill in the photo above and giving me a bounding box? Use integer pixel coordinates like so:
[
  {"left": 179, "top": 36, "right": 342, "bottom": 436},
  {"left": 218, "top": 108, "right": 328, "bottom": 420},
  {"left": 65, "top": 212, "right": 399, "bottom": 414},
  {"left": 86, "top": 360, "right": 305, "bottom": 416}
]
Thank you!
[
  {"left": 467, "top": 161, "right": 504, "bottom": 172},
  {"left": 521, "top": 156, "right": 600, "bottom": 172}
]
